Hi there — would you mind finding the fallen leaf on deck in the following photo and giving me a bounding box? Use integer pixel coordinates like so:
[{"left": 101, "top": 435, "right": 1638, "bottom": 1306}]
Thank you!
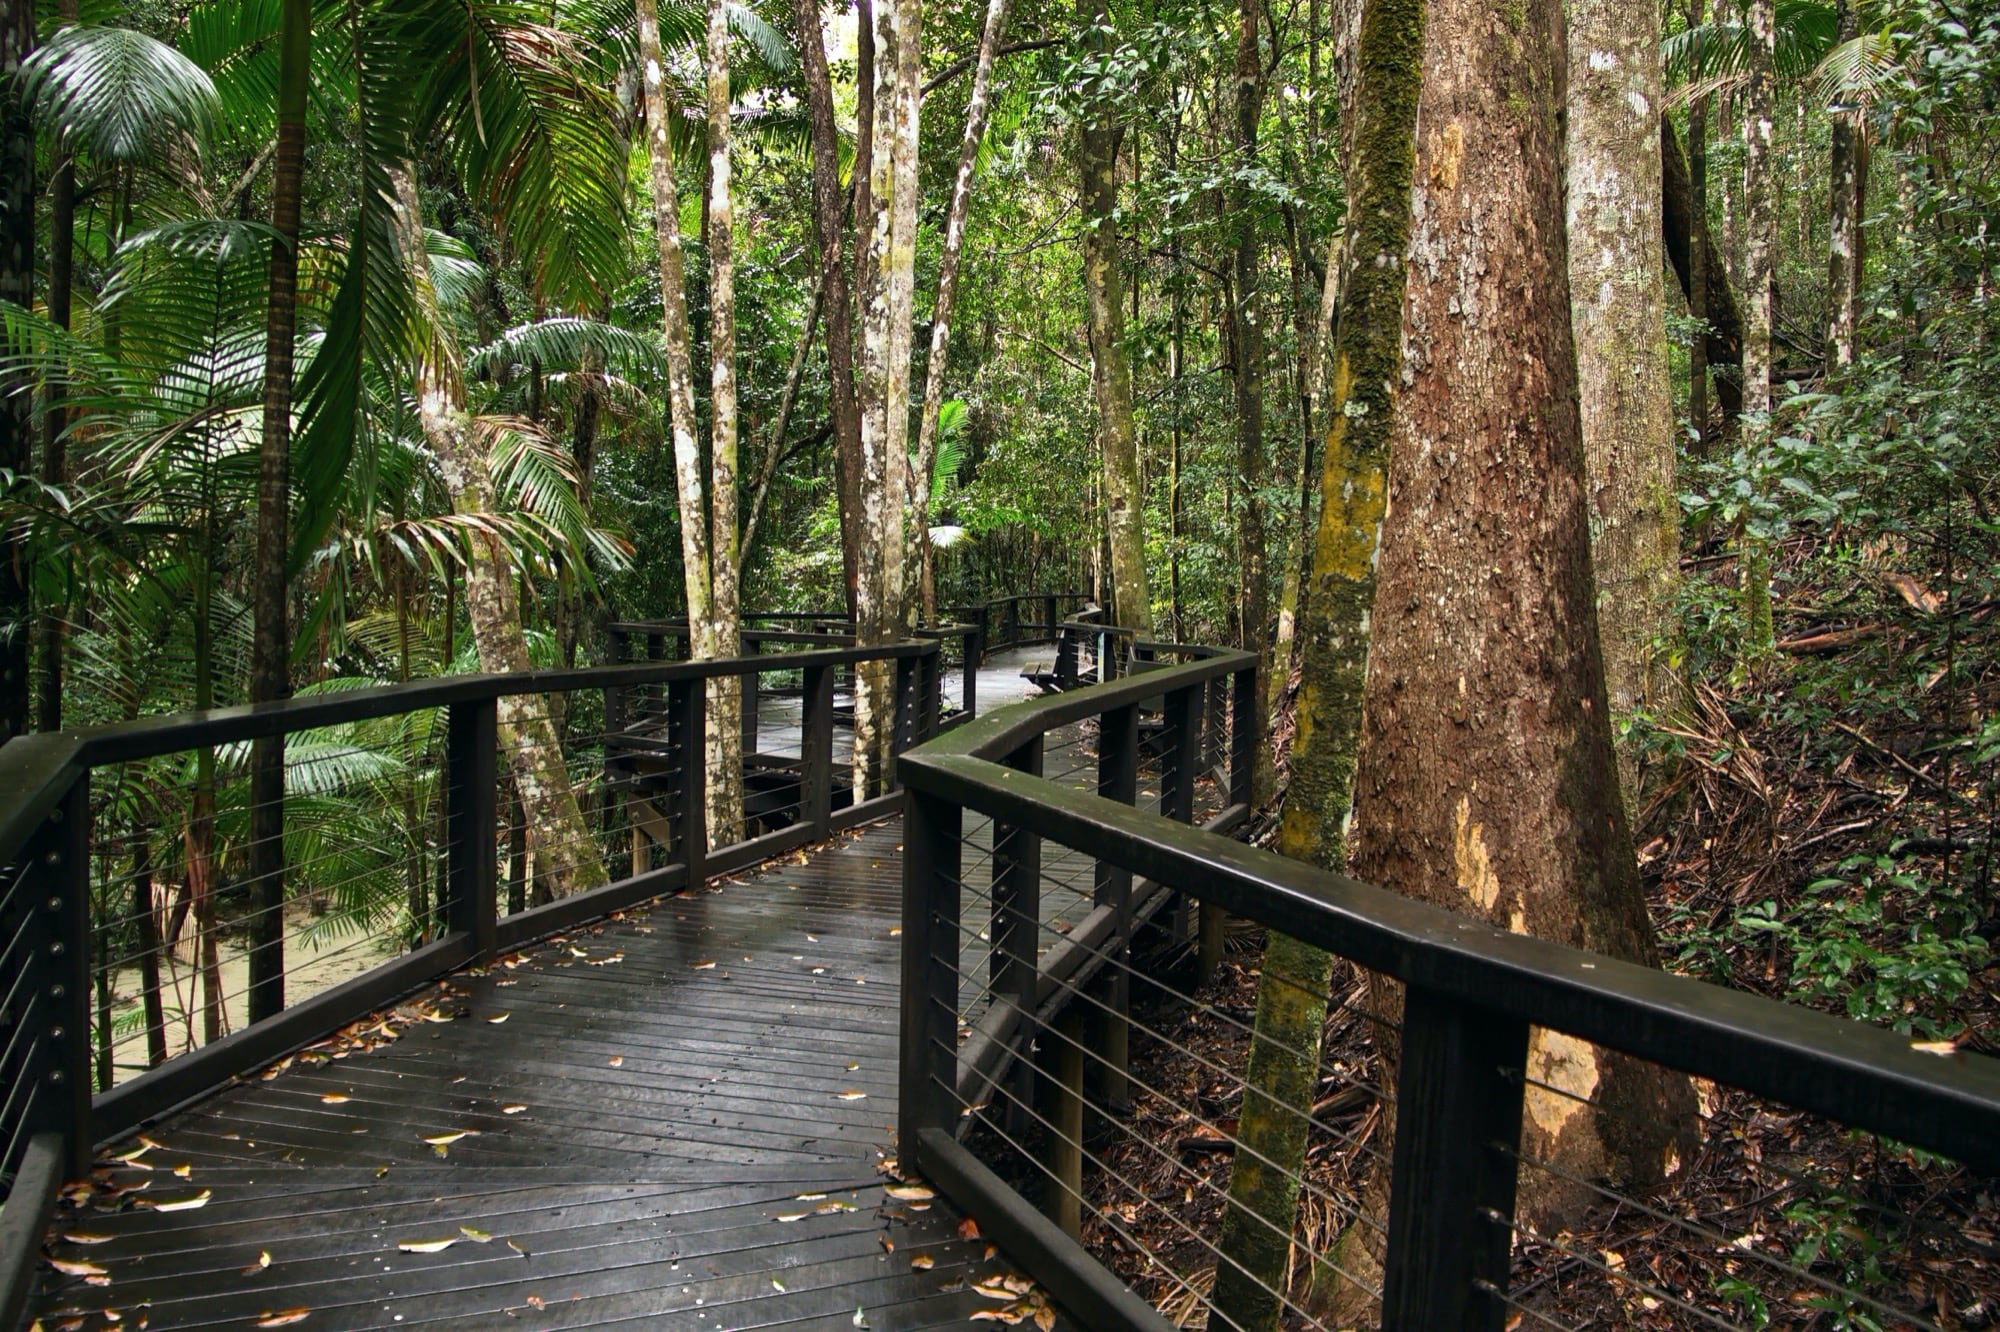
[
  {"left": 396, "top": 1237, "right": 459, "bottom": 1254},
  {"left": 501, "top": 1104, "right": 527, "bottom": 1115},
  {"left": 254, "top": 1310, "right": 311, "bottom": 1327},
  {"left": 692, "top": 960, "right": 716, "bottom": 971},
  {"left": 880, "top": 1235, "right": 895, "bottom": 1253},
  {"left": 486, "top": 1013, "right": 510, "bottom": 1025},
  {"left": 459, "top": 1226, "right": 491, "bottom": 1243},
  {"left": 319, "top": 1093, "right": 351, "bottom": 1104},
  {"left": 910, "top": 1254, "right": 933, "bottom": 1271},
  {"left": 834, "top": 1090, "right": 867, "bottom": 1101},
  {"left": 421, "top": 1131, "right": 475, "bottom": 1147},
  {"left": 884, "top": 1185, "right": 934, "bottom": 1202},
  {"left": 141, "top": 1191, "right": 210, "bottom": 1213},
  {"left": 957, "top": 1217, "right": 980, "bottom": 1240},
  {"left": 47, "top": 1259, "right": 106, "bottom": 1278},
  {"left": 59, "top": 1233, "right": 112, "bottom": 1245},
  {"left": 240, "top": 1250, "right": 272, "bottom": 1275},
  {"left": 607, "top": 1056, "right": 624, "bottom": 1068},
  {"left": 774, "top": 1211, "right": 811, "bottom": 1223}
]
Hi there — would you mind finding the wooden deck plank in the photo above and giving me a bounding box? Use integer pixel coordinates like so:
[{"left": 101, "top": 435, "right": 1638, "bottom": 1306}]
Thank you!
[{"left": 30, "top": 817, "right": 1079, "bottom": 1330}]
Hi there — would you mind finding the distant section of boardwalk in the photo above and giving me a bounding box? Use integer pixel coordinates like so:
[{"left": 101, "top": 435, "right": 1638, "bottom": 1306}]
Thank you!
[{"left": 31, "top": 818, "right": 1076, "bottom": 1330}]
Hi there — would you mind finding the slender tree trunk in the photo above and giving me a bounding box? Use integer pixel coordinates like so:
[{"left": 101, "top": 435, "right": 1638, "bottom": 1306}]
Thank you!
[
  {"left": 912, "top": 0, "right": 1013, "bottom": 622},
  {"left": 1228, "top": 0, "right": 1269, "bottom": 802},
  {"left": 1076, "top": 0, "right": 1150, "bottom": 635},
  {"left": 389, "top": 165, "right": 608, "bottom": 896},
  {"left": 1218, "top": 0, "right": 1428, "bottom": 1323},
  {"left": 1565, "top": 0, "right": 1678, "bottom": 814},
  {"left": 1686, "top": 0, "right": 1712, "bottom": 461},
  {"left": 246, "top": 0, "right": 311, "bottom": 1024},
  {"left": 851, "top": 0, "right": 919, "bottom": 795},
  {"left": 1740, "top": 0, "right": 1776, "bottom": 657},
  {"left": 0, "top": 0, "right": 34, "bottom": 745},
  {"left": 741, "top": 279, "right": 822, "bottom": 562},
  {"left": 33, "top": 0, "right": 74, "bottom": 735},
  {"left": 1663, "top": 115, "right": 1743, "bottom": 421},
  {"left": 1331, "top": 0, "right": 1695, "bottom": 1309},
  {"left": 705, "top": 0, "right": 745, "bottom": 844},
  {"left": 1825, "top": 0, "right": 1860, "bottom": 374}
]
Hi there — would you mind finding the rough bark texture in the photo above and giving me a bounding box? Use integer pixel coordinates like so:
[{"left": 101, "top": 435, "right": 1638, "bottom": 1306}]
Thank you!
[
  {"left": 34, "top": 0, "right": 74, "bottom": 735},
  {"left": 793, "top": 0, "right": 865, "bottom": 617},
  {"left": 1824, "top": 0, "right": 1859, "bottom": 373},
  {"left": 1228, "top": 0, "right": 1269, "bottom": 800},
  {"left": 704, "top": 0, "right": 744, "bottom": 844},
  {"left": 911, "top": 0, "right": 1012, "bottom": 621},
  {"left": 0, "top": 0, "right": 33, "bottom": 745},
  {"left": 246, "top": 0, "right": 311, "bottom": 1025},
  {"left": 1740, "top": 0, "right": 1776, "bottom": 655},
  {"left": 1346, "top": 0, "right": 1694, "bottom": 1267},
  {"left": 852, "top": 0, "right": 919, "bottom": 794},
  {"left": 1662, "top": 115, "right": 1743, "bottom": 421},
  {"left": 1221, "top": 0, "right": 1427, "bottom": 1322},
  {"left": 390, "top": 166, "right": 608, "bottom": 897},
  {"left": 1076, "top": 0, "right": 1150, "bottom": 635},
  {"left": 1564, "top": 0, "right": 1678, "bottom": 812},
  {"left": 1685, "top": 0, "right": 1711, "bottom": 459}
]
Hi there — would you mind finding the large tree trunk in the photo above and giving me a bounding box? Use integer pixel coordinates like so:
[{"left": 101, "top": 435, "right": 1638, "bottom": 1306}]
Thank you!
[
  {"left": 0, "top": 0, "right": 33, "bottom": 746},
  {"left": 1219, "top": 0, "right": 1428, "bottom": 1322},
  {"left": 1739, "top": 0, "right": 1776, "bottom": 656},
  {"left": 704, "top": 0, "right": 745, "bottom": 845},
  {"left": 246, "top": 0, "right": 311, "bottom": 1025},
  {"left": 390, "top": 165, "right": 608, "bottom": 897},
  {"left": 851, "top": 0, "right": 919, "bottom": 795},
  {"left": 792, "top": 0, "right": 865, "bottom": 619},
  {"left": 911, "top": 0, "right": 1013, "bottom": 622},
  {"left": 1076, "top": 0, "right": 1150, "bottom": 635},
  {"left": 1335, "top": 0, "right": 1695, "bottom": 1305},
  {"left": 1824, "top": 0, "right": 1860, "bottom": 374},
  {"left": 1565, "top": 0, "right": 1678, "bottom": 812}
]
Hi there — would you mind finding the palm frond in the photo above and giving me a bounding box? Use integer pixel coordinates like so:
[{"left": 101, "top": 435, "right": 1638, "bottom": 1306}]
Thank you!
[
  {"left": 23, "top": 24, "right": 220, "bottom": 163},
  {"left": 466, "top": 315, "right": 664, "bottom": 383}
]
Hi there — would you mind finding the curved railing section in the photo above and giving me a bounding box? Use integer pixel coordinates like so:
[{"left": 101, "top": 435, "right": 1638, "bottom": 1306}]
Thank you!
[
  {"left": 896, "top": 652, "right": 2000, "bottom": 1330},
  {"left": 0, "top": 593, "right": 1085, "bottom": 1327}
]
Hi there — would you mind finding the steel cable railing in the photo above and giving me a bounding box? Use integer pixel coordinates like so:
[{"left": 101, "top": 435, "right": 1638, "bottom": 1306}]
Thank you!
[{"left": 897, "top": 648, "right": 2000, "bottom": 1331}]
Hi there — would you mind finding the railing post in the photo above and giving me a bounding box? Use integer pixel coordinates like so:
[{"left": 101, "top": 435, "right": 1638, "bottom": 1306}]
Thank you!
[
  {"left": 1380, "top": 987, "right": 1530, "bottom": 1331},
  {"left": 1160, "top": 686, "right": 1202, "bottom": 825},
  {"left": 445, "top": 698, "right": 498, "bottom": 960},
  {"left": 667, "top": 676, "right": 707, "bottom": 885},
  {"left": 1204, "top": 674, "right": 1227, "bottom": 775},
  {"left": 890, "top": 653, "right": 921, "bottom": 790},
  {"left": 924, "top": 644, "right": 943, "bottom": 741},
  {"left": 1230, "top": 662, "right": 1258, "bottom": 812},
  {"left": 992, "top": 736, "right": 1043, "bottom": 1137},
  {"left": 801, "top": 662, "right": 835, "bottom": 839},
  {"left": 740, "top": 666, "right": 760, "bottom": 757},
  {"left": 33, "top": 776, "right": 93, "bottom": 1178},
  {"left": 964, "top": 624, "right": 983, "bottom": 718},
  {"left": 1093, "top": 705, "right": 1137, "bottom": 1113},
  {"left": 900, "top": 787, "right": 964, "bottom": 1171}
]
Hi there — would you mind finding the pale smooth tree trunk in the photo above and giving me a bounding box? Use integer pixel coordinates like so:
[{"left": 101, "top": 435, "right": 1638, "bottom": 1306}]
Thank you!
[
  {"left": 1565, "top": 0, "right": 1678, "bottom": 812},
  {"left": 1227, "top": 0, "right": 1270, "bottom": 800},
  {"left": 911, "top": 0, "right": 1013, "bottom": 622},
  {"left": 1076, "top": 0, "right": 1150, "bottom": 635},
  {"left": 852, "top": 0, "right": 920, "bottom": 795},
  {"left": 704, "top": 0, "right": 745, "bottom": 844},
  {"left": 1740, "top": 0, "right": 1776, "bottom": 656},
  {"left": 1825, "top": 0, "right": 1860, "bottom": 374},
  {"left": 389, "top": 165, "right": 609, "bottom": 897},
  {"left": 1218, "top": 0, "right": 1428, "bottom": 1321},
  {"left": 1329, "top": 0, "right": 1695, "bottom": 1312}
]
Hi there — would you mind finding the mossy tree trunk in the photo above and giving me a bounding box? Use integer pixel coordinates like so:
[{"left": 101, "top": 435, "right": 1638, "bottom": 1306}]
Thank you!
[
  {"left": 703, "top": 0, "right": 744, "bottom": 844},
  {"left": 1824, "top": 0, "right": 1860, "bottom": 374},
  {"left": 1333, "top": 0, "right": 1696, "bottom": 1312},
  {"left": 1565, "top": 0, "right": 1678, "bottom": 812},
  {"left": 1739, "top": 0, "right": 1776, "bottom": 658},
  {"left": 1211, "top": 0, "right": 1428, "bottom": 1323}
]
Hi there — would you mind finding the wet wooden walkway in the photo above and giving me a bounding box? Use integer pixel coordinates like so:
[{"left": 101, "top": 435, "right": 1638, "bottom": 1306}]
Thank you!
[{"left": 30, "top": 816, "right": 1083, "bottom": 1331}]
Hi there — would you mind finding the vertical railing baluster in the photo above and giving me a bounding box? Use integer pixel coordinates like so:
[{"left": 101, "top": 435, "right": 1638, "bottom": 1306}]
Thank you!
[
  {"left": 1380, "top": 987, "right": 1530, "bottom": 1330},
  {"left": 1093, "top": 705, "right": 1137, "bottom": 1113},
  {"left": 667, "top": 676, "right": 707, "bottom": 886},
  {"left": 964, "top": 623, "right": 983, "bottom": 718},
  {"left": 34, "top": 776, "right": 93, "bottom": 1178},
  {"left": 801, "top": 662, "right": 835, "bottom": 838},
  {"left": 991, "top": 736, "right": 1043, "bottom": 1138},
  {"left": 445, "top": 698, "right": 498, "bottom": 961},
  {"left": 899, "top": 788, "right": 964, "bottom": 1173},
  {"left": 1230, "top": 663, "right": 1258, "bottom": 812}
]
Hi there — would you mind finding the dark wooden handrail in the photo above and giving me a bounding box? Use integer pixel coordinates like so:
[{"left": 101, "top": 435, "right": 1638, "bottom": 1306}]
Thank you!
[{"left": 897, "top": 652, "right": 2000, "bottom": 1330}]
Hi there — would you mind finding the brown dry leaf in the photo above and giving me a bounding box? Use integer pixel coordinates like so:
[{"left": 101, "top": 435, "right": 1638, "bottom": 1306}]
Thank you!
[
  {"left": 1033, "top": 1300, "right": 1055, "bottom": 1332},
  {"left": 910, "top": 1254, "right": 933, "bottom": 1271},
  {"left": 692, "top": 960, "right": 717, "bottom": 971},
  {"left": 956, "top": 1217, "right": 980, "bottom": 1240},
  {"left": 774, "top": 1211, "right": 811, "bottom": 1223},
  {"left": 486, "top": 1013, "right": 510, "bottom": 1025},
  {"left": 59, "top": 1232, "right": 112, "bottom": 1246},
  {"left": 968, "top": 1309, "right": 1029, "bottom": 1325},
  {"left": 501, "top": 1104, "right": 528, "bottom": 1115},
  {"left": 879, "top": 1235, "right": 895, "bottom": 1254},
  {"left": 834, "top": 1090, "right": 867, "bottom": 1102},
  {"left": 254, "top": 1310, "right": 311, "bottom": 1328},
  {"left": 607, "top": 1056, "right": 625, "bottom": 1068},
  {"left": 1911, "top": 1039, "right": 1960, "bottom": 1056},
  {"left": 319, "top": 1093, "right": 351, "bottom": 1105},
  {"left": 240, "top": 1250, "right": 272, "bottom": 1275},
  {"left": 815, "top": 1201, "right": 855, "bottom": 1215},
  {"left": 884, "top": 1185, "right": 934, "bottom": 1202},
  {"left": 47, "top": 1259, "right": 107, "bottom": 1278},
  {"left": 396, "top": 1237, "right": 459, "bottom": 1254},
  {"left": 171, "top": 1163, "right": 192, "bottom": 1179},
  {"left": 524, "top": 1294, "right": 546, "bottom": 1310},
  {"left": 142, "top": 1190, "right": 210, "bottom": 1213}
]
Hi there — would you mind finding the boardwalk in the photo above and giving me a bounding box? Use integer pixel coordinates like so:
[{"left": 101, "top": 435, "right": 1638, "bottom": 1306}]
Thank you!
[{"left": 31, "top": 817, "right": 1087, "bottom": 1330}]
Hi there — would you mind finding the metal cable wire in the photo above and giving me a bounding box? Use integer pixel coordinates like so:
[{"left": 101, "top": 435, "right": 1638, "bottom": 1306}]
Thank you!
[{"left": 1492, "top": 1207, "right": 1758, "bottom": 1332}]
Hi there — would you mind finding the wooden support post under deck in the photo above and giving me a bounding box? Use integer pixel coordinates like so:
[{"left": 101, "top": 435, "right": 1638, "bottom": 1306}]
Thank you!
[
  {"left": 900, "top": 789, "right": 965, "bottom": 1165},
  {"left": 1380, "top": 986, "right": 1530, "bottom": 1330},
  {"left": 1042, "top": 1007, "right": 1087, "bottom": 1240}
]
